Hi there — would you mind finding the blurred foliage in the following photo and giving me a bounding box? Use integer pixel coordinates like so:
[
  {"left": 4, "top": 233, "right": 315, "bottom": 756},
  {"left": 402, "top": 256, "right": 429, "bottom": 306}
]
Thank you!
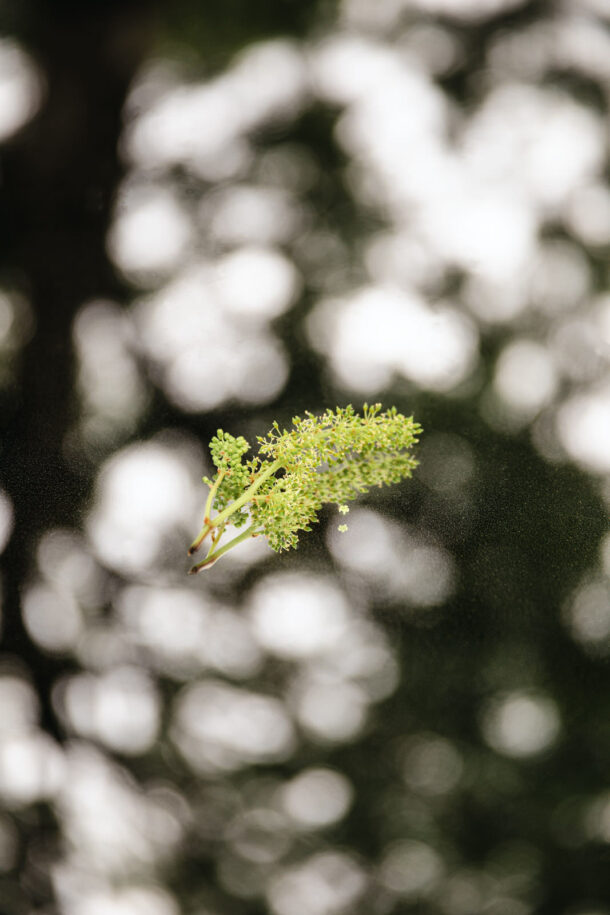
[
  {"left": 0, "top": 1, "right": 610, "bottom": 914},
  {"left": 159, "top": 0, "right": 338, "bottom": 69}
]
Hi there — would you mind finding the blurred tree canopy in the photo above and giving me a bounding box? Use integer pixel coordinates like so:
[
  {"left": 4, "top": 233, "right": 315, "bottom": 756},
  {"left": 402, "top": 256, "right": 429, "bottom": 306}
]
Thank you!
[{"left": 0, "top": 0, "right": 609, "bottom": 914}]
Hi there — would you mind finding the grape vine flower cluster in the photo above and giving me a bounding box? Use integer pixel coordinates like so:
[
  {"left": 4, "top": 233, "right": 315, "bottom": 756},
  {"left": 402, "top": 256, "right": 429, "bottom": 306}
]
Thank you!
[{"left": 188, "top": 404, "right": 422, "bottom": 572}]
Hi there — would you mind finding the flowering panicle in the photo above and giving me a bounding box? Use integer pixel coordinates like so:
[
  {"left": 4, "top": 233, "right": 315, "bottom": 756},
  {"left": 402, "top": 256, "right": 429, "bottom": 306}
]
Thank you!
[{"left": 188, "top": 404, "right": 422, "bottom": 572}]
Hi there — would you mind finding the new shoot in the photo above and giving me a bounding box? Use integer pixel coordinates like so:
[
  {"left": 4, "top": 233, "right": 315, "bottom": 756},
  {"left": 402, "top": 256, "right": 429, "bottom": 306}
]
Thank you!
[{"left": 188, "top": 404, "right": 422, "bottom": 572}]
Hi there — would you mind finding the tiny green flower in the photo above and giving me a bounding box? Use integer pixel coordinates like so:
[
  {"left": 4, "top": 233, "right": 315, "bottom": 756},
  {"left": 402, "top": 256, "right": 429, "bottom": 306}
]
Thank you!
[
  {"left": 338, "top": 524, "right": 349, "bottom": 533},
  {"left": 188, "top": 404, "right": 422, "bottom": 572}
]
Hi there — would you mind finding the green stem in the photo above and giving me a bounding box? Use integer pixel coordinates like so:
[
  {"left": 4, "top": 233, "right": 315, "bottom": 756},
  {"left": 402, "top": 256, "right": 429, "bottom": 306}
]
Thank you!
[
  {"left": 188, "top": 524, "right": 260, "bottom": 573},
  {"left": 211, "top": 519, "right": 226, "bottom": 544},
  {"left": 205, "top": 468, "right": 225, "bottom": 523},
  {"left": 189, "top": 459, "right": 281, "bottom": 554},
  {"left": 188, "top": 469, "right": 226, "bottom": 554}
]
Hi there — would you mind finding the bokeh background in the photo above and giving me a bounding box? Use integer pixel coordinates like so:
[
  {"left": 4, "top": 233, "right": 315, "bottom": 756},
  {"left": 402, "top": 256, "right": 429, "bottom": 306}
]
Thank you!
[{"left": 1, "top": 0, "right": 610, "bottom": 912}]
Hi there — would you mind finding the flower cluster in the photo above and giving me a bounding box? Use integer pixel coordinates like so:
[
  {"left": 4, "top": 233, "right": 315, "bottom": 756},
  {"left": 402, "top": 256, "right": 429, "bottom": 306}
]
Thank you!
[
  {"left": 188, "top": 404, "right": 422, "bottom": 571},
  {"left": 203, "top": 431, "right": 251, "bottom": 526}
]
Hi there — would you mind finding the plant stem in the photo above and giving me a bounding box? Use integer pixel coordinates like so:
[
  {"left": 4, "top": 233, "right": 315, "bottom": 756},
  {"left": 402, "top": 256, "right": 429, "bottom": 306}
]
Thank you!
[
  {"left": 188, "top": 469, "right": 225, "bottom": 554},
  {"left": 205, "top": 468, "right": 225, "bottom": 524},
  {"left": 188, "top": 459, "right": 281, "bottom": 554},
  {"left": 188, "top": 524, "right": 260, "bottom": 573}
]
